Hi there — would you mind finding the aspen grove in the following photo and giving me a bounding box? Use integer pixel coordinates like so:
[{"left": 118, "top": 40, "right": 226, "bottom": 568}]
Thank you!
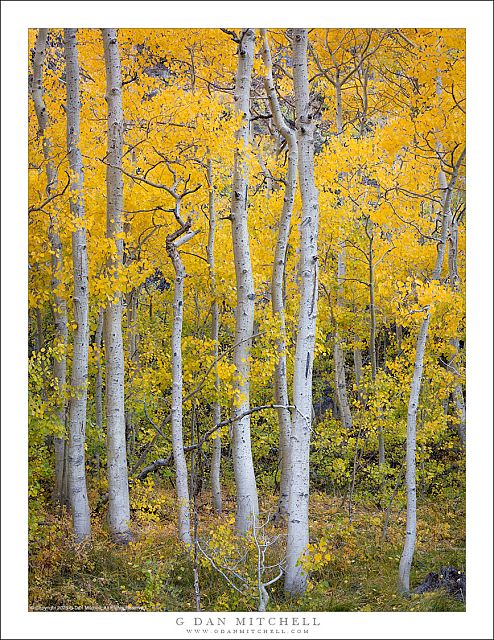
[{"left": 28, "top": 28, "right": 466, "bottom": 612}]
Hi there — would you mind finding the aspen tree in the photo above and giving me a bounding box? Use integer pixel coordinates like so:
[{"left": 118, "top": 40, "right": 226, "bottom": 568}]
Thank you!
[
  {"left": 64, "top": 28, "right": 91, "bottom": 541},
  {"left": 334, "top": 248, "right": 353, "bottom": 430},
  {"left": 31, "top": 29, "right": 69, "bottom": 504},
  {"left": 94, "top": 309, "right": 104, "bottom": 475},
  {"left": 322, "top": 31, "right": 353, "bottom": 433},
  {"left": 398, "top": 146, "right": 465, "bottom": 594},
  {"left": 125, "top": 287, "right": 139, "bottom": 456},
  {"left": 102, "top": 28, "right": 132, "bottom": 543},
  {"left": 166, "top": 219, "right": 198, "bottom": 546},
  {"left": 94, "top": 309, "right": 104, "bottom": 437},
  {"left": 206, "top": 157, "right": 223, "bottom": 514},
  {"left": 310, "top": 30, "right": 390, "bottom": 437},
  {"left": 230, "top": 28, "right": 259, "bottom": 533},
  {"left": 285, "top": 28, "right": 320, "bottom": 596},
  {"left": 261, "top": 29, "right": 298, "bottom": 520},
  {"left": 447, "top": 210, "right": 466, "bottom": 445},
  {"left": 333, "top": 83, "right": 352, "bottom": 431},
  {"left": 365, "top": 217, "right": 385, "bottom": 466}
]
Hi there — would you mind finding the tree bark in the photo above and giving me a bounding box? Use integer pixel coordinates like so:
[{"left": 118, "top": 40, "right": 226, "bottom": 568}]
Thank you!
[
  {"left": 285, "top": 28, "right": 320, "bottom": 596},
  {"left": 125, "top": 287, "right": 139, "bottom": 457},
  {"left": 453, "top": 380, "right": 466, "bottom": 445},
  {"left": 353, "top": 345, "right": 363, "bottom": 405},
  {"left": 334, "top": 248, "right": 352, "bottom": 429},
  {"left": 230, "top": 28, "right": 259, "bottom": 534},
  {"left": 447, "top": 215, "right": 466, "bottom": 445},
  {"left": 206, "top": 157, "right": 223, "bottom": 514},
  {"left": 333, "top": 75, "right": 352, "bottom": 432},
  {"left": 102, "top": 28, "right": 132, "bottom": 543},
  {"left": 95, "top": 309, "right": 104, "bottom": 432},
  {"left": 261, "top": 29, "right": 298, "bottom": 521},
  {"left": 166, "top": 226, "right": 196, "bottom": 546},
  {"left": 64, "top": 28, "right": 91, "bottom": 541},
  {"left": 94, "top": 308, "right": 104, "bottom": 476},
  {"left": 31, "top": 28, "right": 69, "bottom": 504},
  {"left": 367, "top": 227, "right": 385, "bottom": 465},
  {"left": 397, "top": 313, "right": 430, "bottom": 593},
  {"left": 335, "top": 80, "right": 343, "bottom": 136}
]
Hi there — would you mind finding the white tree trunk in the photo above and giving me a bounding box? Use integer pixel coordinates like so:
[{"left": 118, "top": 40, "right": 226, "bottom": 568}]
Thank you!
[
  {"left": 95, "top": 309, "right": 104, "bottom": 433},
  {"left": 333, "top": 78, "right": 353, "bottom": 432},
  {"left": 125, "top": 288, "right": 139, "bottom": 456},
  {"left": 126, "top": 288, "right": 139, "bottom": 365},
  {"left": 368, "top": 233, "right": 385, "bottom": 465},
  {"left": 334, "top": 248, "right": 352, "bottom": 429},
  {"left": 353, "top": 346, "right": 363, "bottom": 405},
  {"left": 447, "top": 337, "right": 466, "bottom": 446},
  {"left": 62, "top": 437, "right": 70, "bottom": 505},
  {"left": 230, "top": 28, "right": 259, "bottom": 534},
  {"left": 454, "top": 382, "right": 466, "bottom": 445},
  {"left": 447, "top": 217, "right": 466, "bottom": 445},
  {"left": 397, "top": 313, "right": 430, "bottom": 593},
  {"left": 335, "top": 81, "right": 343, "bottom": 136},
  {"left": 285, "top": 28, "right": 320, "bottom": 596},
  {"left": 207, "top": 157, "right": 223, "bottom": 514},
  {"left": 94, "top": 308, "right": 104, "bottom": 476},
  {"left": 64, "top": 28, "right": 91, "bottom": 542},
  {"left": 102, "top": 28, "right": 132, "bottom": 543},
  {"left": 261, "top": 29, "right": 298, "bottom": 520},
  {"left": 166, "top": 229, "right": 195, "bottom": 545},
  {"left": 31, "top": 29, "right": 69, "bottom": 504},
  {"left": 398, "top": 146, "right": 465, "bottom": 593}
]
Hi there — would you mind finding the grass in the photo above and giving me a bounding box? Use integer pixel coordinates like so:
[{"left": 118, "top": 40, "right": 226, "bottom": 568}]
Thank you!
[{"left": 28, "top": 485, "right": 465, "bottom": 613}]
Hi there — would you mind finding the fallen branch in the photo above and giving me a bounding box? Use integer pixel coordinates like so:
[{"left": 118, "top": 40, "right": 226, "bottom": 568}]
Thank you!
[
  {"left": 130, "top": 332, "right": 264, "bottom": 475},
  {"left": 136, "top": 404, "right": 293, "bottom": 480}
]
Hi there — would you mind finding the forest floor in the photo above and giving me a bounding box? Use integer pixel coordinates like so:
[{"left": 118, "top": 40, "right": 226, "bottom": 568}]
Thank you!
[{"left": 29, "top": 485, "right": 465, "bottom": 612}]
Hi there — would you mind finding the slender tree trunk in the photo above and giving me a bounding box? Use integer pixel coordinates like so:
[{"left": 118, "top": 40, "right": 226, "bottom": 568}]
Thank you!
[
  {"left": 333, "top": 78, "right": 353, "bottom": 432},
  {"left": 369, "top": 248, "right": 377, "bottom": 381},
  {"left": 261, "top": 29, "right": 298, "bottom": 520},
  {"left": 95, "top": 309, "right": 104, "bottom": 432},
  {"left": 368, "top": 231, "right": 385, "bottom": 466},
  {"left": 94, "top": 308, "right": 104, "bottom": 476},
  {"left": 62, "top": 437, "right": 70, "bottom": 504},
  {"left": 358, "top": 68, "right": 369, "bottom": 137},
  {"left": 166, "top": 228, "right": 194, "bottom": 545},
  {"left": 126, "top": 288, "right": 139, "bottom": 364},
  {"left": 125, "top": 288, "right": 139, "bottom": 457},
  {"left": 335, "top": 80, "right": 343, "bottom": 136},
  {"left": 102, "top": 28, "right": 132, "bottom": 543},
  {"left": 334, "top": 248, "right": 352, "bottom": 429},
  {"left": 453, "top": 382, "right": 466, "bottom": 445},
  {"left": 353, "top": 345, "right": 363, "bottom": 405},
  {"left": 285, "top": 28, "right": 320, "bottom": 596},
  {"left": 31, "top": 28, "right": 69, "bottom": 504},
  {"left": 64, "top": 28, "right": 91, "bottom": 542},
  {"left": 448, "top": 216, "right": 461, "bottom": 290},
  {"left": 206, "top": 157, "right": 222, "bottom": 514},
  {"left": 397, "top": 314, "right": 430, "bottom": 593},
  {"left": 230, "top": 28, "right": 259, "bottom": 534},
  {"left": 398, "top": 146, "right": 465, "bottom": 594},
  {"left": 447, "top": 217, "right": 466, "bottom": 445}
]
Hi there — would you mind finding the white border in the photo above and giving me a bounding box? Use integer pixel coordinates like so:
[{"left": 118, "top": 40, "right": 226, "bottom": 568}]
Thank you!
[{"left": 1, "top": 2, "right": 493, "bottom": 639}]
